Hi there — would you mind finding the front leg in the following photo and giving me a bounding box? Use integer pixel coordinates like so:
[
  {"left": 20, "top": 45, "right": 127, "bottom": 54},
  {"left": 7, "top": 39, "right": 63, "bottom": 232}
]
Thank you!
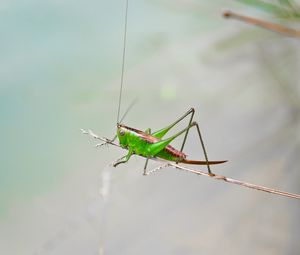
[
  {"left": 81, "top": 129, "right": 117, "bottom": 148},
  {"left": 112, "top": 148, "right": 133, "bottom": 167},
  {"left": 95, "top": 134, "right": 118, "bottom": 148},
  {"left": 95, "top": 138, "right": 114, "bottom": 148}
]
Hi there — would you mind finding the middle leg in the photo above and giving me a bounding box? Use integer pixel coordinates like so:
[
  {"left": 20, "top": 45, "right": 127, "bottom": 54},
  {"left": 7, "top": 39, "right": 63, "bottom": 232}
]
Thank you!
[{"left": 143, "top": 128, "right": 151, "bottom": 175}]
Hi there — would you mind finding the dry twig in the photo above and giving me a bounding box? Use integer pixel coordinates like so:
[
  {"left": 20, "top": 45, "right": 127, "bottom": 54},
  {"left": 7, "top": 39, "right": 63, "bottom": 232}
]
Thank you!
[
  {"left": 223, "top": 10, "right": 300, "bottom": 38},
  {"left": 81, "top": 129, "right": 300, "bottom": 200}
]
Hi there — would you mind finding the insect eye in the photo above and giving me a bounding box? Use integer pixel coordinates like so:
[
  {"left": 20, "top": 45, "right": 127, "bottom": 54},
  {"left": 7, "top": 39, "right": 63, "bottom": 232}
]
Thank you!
[{"left": 119, "top": 130, "right": 125, "bottom": 136}]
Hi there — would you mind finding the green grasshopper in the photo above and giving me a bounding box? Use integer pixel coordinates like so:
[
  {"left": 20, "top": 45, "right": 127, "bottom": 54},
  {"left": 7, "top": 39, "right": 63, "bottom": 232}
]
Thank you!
[
  {"left": 82, "top": 1, "right": 300, "bottom": 201},
  {"left": 101, "top": 107, "right": 226, "bottom": 176},
  {"left": 96, "top": 0, "right": 226, "bottom": 175}
]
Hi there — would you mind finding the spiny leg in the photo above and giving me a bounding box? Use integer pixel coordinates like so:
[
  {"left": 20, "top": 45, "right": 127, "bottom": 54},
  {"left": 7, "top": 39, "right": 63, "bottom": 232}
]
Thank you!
[
  {"left": 144, "top": 108, "right": 191, "bottom": 175},
  {"left": 177, "top": 109, "right": 210, "bottom": 174},
  {"left": 144, "top": 109, "right": 211, "bottom": 175},
  {"left": 193, "top": 122, "right": 211, "bottom": 174},
  {"left": 149, "top": 121, "right": 212, "bottom": 175},
  {"left": 179, "top": 108, "right": 194, "bottom": 152},
  {"left": 144, "top": 163, "right": 170, "bottom": 176},
  {"left": 96, "top": 135, "right": 117, "bottom": 148},
  {"left": 152, "top": 108, "right": 195, "bottom": 139}
]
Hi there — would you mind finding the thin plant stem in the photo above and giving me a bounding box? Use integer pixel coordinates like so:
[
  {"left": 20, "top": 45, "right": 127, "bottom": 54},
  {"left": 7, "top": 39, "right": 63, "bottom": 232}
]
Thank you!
[
  {"left": 82, "top": 129, "right": 300, "bottom": 200},
  {"left": 223, "top": 10, "right": 300, "bottom": 38}
]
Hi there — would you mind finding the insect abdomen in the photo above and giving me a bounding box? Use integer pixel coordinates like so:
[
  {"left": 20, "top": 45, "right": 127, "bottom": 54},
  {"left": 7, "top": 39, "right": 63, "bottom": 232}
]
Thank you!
[
  {"left": 155, "top": 145, "right": 186, "bottom": 162},
  {"left": 164, "top": 145, "right": 186, "bottom": 159}
]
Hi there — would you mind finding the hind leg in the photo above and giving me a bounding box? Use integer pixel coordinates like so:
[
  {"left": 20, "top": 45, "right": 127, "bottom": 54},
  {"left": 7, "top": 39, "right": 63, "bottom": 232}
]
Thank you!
[{"left": 176, "top": 109, "right": 210, "bottom": 174}]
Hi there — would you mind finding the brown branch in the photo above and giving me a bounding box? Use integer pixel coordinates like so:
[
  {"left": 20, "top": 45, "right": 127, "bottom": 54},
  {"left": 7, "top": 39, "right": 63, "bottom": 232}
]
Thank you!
[
  {"left": 223, "top": 10, "right": 300, "bottom": 38},
  {"left": 82, "top": 129, "right": 300, "bottom": 200},
  {"left": 167, "top": 163, "right": 300, "bottom": 200}
]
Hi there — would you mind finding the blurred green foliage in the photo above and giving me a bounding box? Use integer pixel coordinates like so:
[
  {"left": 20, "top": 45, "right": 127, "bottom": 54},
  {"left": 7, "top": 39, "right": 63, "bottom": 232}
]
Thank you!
[{"left": 238, "top": 0, "right": 300, "bottom": 19}]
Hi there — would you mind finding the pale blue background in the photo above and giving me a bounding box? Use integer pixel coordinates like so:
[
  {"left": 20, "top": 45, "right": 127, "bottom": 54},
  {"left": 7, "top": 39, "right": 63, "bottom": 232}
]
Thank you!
[{"left": 0, "top": 0, "right": 299, "bottom": 254}]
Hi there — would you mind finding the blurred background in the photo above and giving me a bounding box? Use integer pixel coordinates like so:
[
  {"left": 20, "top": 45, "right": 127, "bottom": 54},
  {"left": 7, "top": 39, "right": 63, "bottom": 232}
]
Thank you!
[{"left": 0, "top": 0, "right": 299, "bottom": 254}]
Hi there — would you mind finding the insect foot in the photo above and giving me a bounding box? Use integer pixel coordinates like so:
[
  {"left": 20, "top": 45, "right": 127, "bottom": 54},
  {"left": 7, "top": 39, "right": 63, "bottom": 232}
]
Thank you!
[
  {"left": 95, "top": 140, "right": 110, "bottom": 148},
  {"left": 112, "top": 161, "right": 121, "bottom": 167}
]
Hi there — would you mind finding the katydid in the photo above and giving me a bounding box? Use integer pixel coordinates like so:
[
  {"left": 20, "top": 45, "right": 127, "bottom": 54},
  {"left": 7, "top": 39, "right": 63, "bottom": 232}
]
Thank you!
[
  {"left": 82, "top": 1, "right": 300, "bottom": 201},
  {"left": 101, "top": 107, "right": 227, "bottom": 176},
  {"left": 98, "top": 0, "right": 226, "bottom": 175}
]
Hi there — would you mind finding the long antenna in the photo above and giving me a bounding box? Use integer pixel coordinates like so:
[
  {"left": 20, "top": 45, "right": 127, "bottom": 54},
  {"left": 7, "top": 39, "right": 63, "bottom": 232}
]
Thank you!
[
  {"left": 111, "top": 99, "right": 138, "bottom": 142},
  {"left": 117, "top": 0, "right": 129, "bottom": 124}
]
